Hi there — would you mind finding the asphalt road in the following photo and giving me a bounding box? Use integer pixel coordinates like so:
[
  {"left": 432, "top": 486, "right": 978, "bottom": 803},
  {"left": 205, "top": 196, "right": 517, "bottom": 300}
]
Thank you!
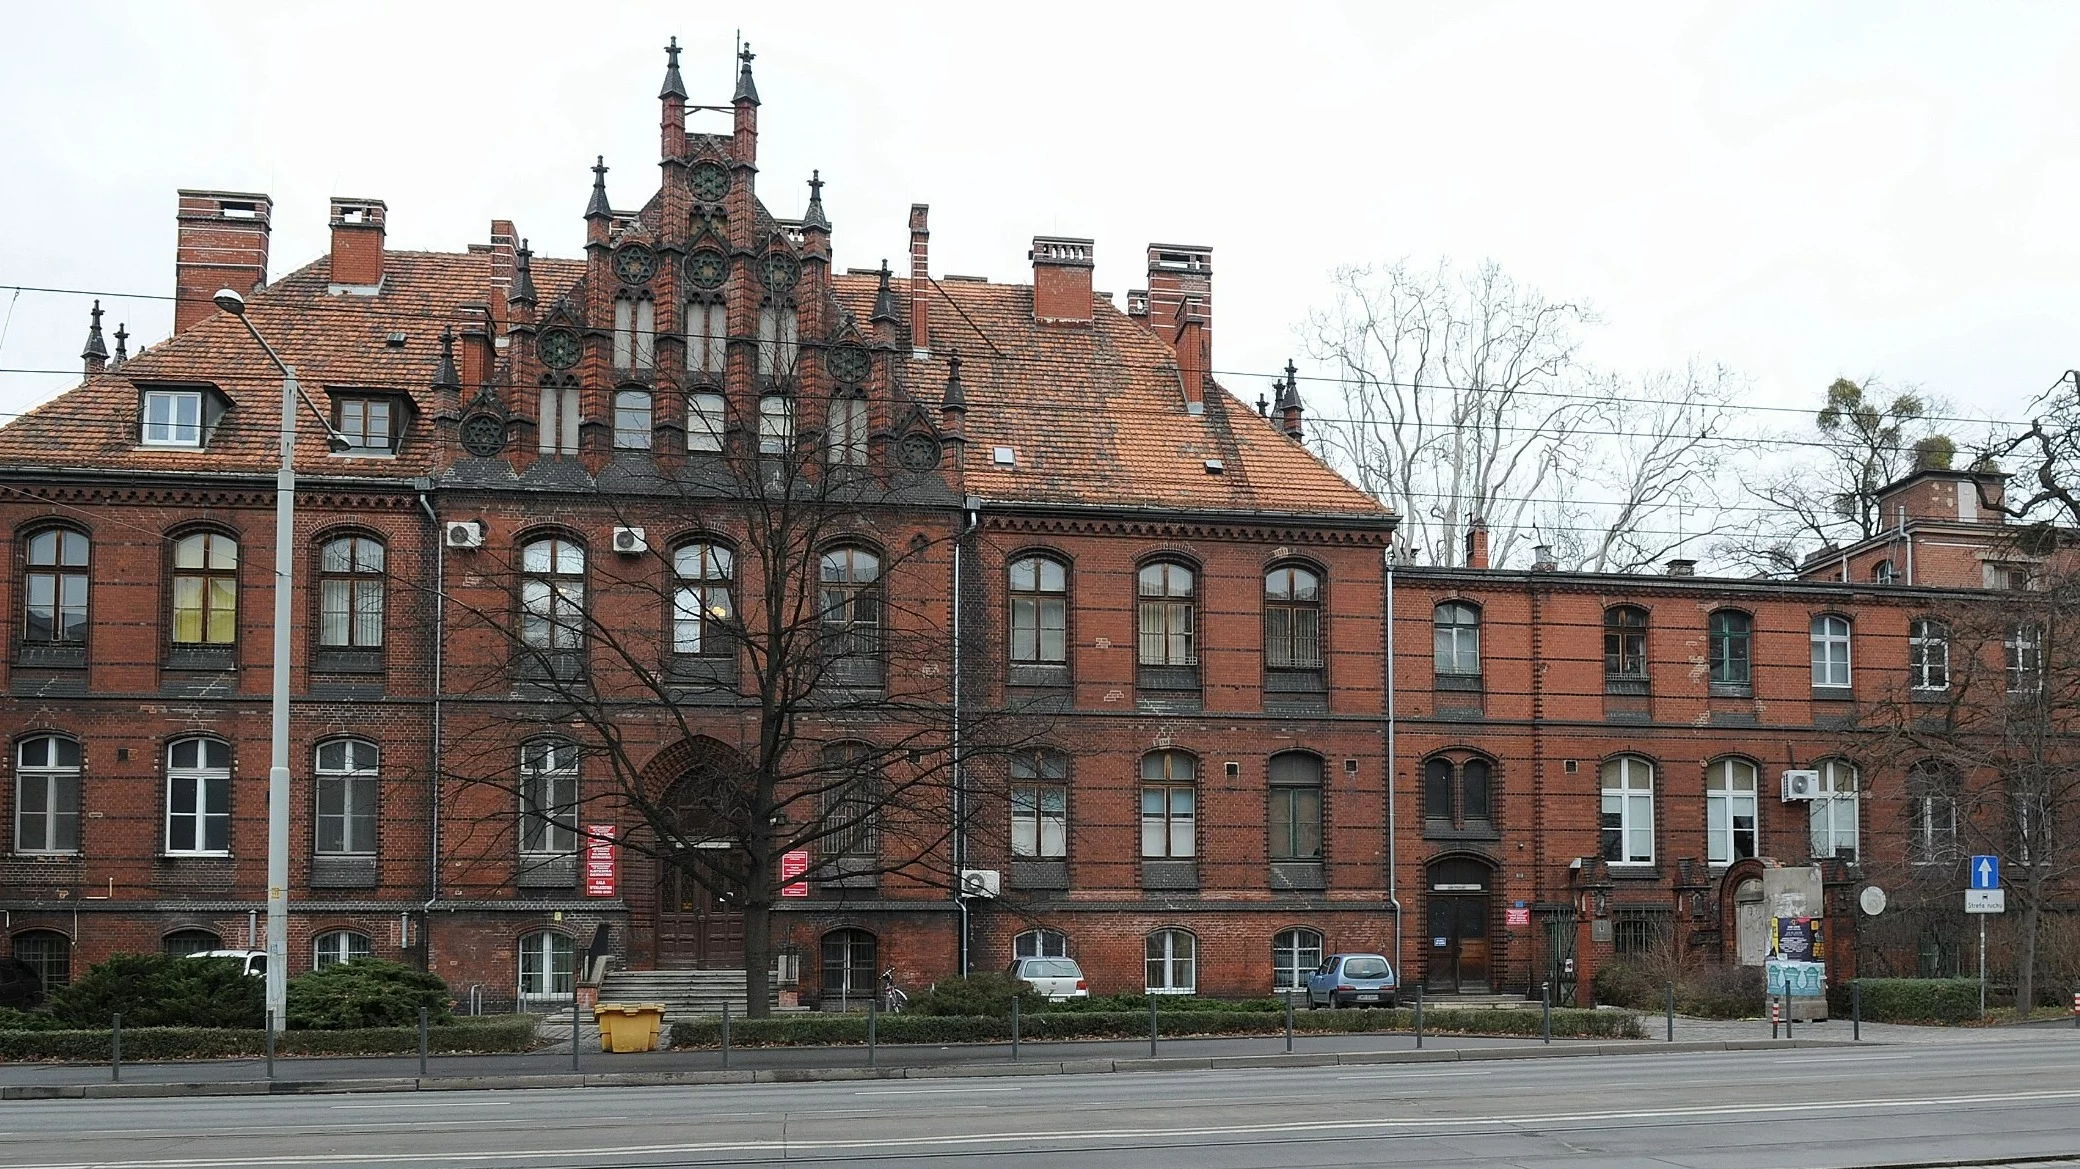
[{"left": 3, "top": 1032, "right": 2077, "bottom": 1169}]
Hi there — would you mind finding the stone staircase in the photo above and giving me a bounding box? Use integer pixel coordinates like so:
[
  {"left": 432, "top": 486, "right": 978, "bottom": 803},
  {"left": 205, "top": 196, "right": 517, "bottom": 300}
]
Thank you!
[{"left": 596, "top": 969, "right": 780, "bottom": 1024}]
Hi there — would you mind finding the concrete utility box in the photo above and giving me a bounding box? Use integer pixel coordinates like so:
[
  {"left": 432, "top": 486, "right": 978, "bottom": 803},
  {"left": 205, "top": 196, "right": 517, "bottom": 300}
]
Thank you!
[
  {"left": 1763, "top": 867, "right": 1828, "bottom": 1022},
  {"left": 593, "top": 1002, "right": 666, "bottom": 1052}
]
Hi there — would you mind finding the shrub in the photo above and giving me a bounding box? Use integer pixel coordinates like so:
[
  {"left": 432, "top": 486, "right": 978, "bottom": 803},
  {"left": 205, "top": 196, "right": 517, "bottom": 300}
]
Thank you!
[
  {"left": 1677, "top": 964, "right": 1763, "bottom": 1019},
  {"left": 0, "top": 1006, "right": 68, "bottom": 1031},
  {"left": 1825, "top": 978, "right": 1982, "bottom": 1023},
  {"left": 1041, "top": 994, "right": 1289, "bottom": 1013},
  {"left": 47, "top": 954, "right": 263, "bottom": 1029},
  {"left": 908, "top": 972, "right": 1046, "bottom": 1017},
  {"left": 286, "top": 959, "right": 453, "bottom": 1030},
  {"left": 0, "top": 1014, "right": 537, "bottom": 1061},
  {"left": 1593, "top": 962, "right": 1654, "bottom": 1010}
]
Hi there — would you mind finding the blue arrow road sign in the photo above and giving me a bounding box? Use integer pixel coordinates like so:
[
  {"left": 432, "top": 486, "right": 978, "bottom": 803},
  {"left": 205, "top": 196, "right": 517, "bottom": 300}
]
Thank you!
[{"left": 1970, "top": 855, "right": 2001, "bottom": 890}]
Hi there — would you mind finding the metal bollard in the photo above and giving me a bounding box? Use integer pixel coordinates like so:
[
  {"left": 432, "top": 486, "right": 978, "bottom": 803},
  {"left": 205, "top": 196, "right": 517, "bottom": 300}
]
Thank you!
[
  {"left": 1786, "top": 996, "right": 1794, "bottom": 1040},
  {"left": 1011, "top": 997, "right": 1021, "bottom": 1062},
  {"left": 265, "top": 1011, "right": 276, "bottom": 1079},
  {"left": 721, "top": 1001, "right": 731, "bottom": 1069},
  {"left": 1666, "top": 982, "right": 1675, "bottom": 1042},
  {"left": 1770, "top": 996, "right": 1781, "bottom": 1039},
  {"left": 2071, "top": 988, "right": 2079, "bottom": 1030},
  {"left": 1414, "top": 987, "right": 1424, "bottom": 1049},
  {"left": 111, "top": 1013, "right": 121, "bottom": 1082},
  {"left": 1541, "top": 984, "right": 1551, "bottom": 1044},
  {"left": 418, "top": 1007, "right": 429, "bottom": 1077},
  {"left": 571, "top": 997, "right": 581, "bottom": 1072},
  {"left": 1149, "top": 996, "right": 1159, "bottom": 1057},
  {"left": 1285, "top": 994, "right": 1294, "bottom": 1053},
  {"left": 1853, "top": 980, "right": 1862, "bottom": 1041},
  {"left": 868, "top": 995, "right": 878, "bottom": 1068}
]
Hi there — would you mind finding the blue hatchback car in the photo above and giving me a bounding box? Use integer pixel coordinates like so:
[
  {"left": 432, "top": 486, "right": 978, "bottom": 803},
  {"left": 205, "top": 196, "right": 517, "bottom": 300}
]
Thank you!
[{"left": 1305, "top": 953, "right": 1398, "bottom": 1008}]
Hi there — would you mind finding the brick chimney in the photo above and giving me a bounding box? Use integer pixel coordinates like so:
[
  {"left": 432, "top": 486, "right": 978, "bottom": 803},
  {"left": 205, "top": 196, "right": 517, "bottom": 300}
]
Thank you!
[
  {"left": 329, "top": 197, "right": 388, "bottom": 289},
  {"left": 487, "top": 220, "right": 517, "bottom": 330},
  {"left": 1146, "top": 244, "right": 1212, "bottom": 411},
  {"left": 1665, "top": 558, "right": 1697, "bottom": 576},
  {"left": 1031, "top": 236, "right": 1095, "bottom": 324},
  {"left": 174, "top": 189, "right": 272, "bottom": 334},
  {"left": 909, "top": 204, "right": 931, "bottom": 354},
  {"left": 1465, "top": 520, "right": 1490, "bottom": 570}
]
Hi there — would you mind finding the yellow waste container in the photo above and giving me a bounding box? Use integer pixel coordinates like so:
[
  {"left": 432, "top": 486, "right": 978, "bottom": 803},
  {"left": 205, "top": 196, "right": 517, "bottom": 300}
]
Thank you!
[{"left": 592, "top": 1002, "right": 667, "bottom": 1053}]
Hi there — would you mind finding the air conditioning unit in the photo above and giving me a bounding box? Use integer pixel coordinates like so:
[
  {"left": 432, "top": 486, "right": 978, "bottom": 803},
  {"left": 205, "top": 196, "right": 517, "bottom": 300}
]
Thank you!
[
  {"left": 611, "top": 526, "right": 648, "bottom": 555},
  {"left": 1781, "top": 769, "right": 1820, "bottom": 801},
  {"left": 958, "top": 869, "right": 1001, "bottom": 899},
  {"left": 444, "top": 521, "right": 484, "bottom": 550}
]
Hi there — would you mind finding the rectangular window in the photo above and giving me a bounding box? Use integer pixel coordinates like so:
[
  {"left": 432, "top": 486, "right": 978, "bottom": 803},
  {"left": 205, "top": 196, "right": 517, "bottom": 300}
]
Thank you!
[
  {"left": 519, "top": 742, "right": 578, "bottom": 855},
  {"left": 315, "top": 745, "right": 378, "bottom": 855},
  {"left": 539, "top": 384, "right": 580, "bottom": 455},
  {"left": 1140, "top": 785, "right": 1195, "bottom": 857},
  {"left": 1809, "top": 762, "right": 1858, "bottom": 861},
  {"left": 1011, "top": 784, "right": 1068, "bottom": 858},
  {"left": 687, "top": 391, "right": 726, "bottom": 453},
  {"left": 634, "top": 299, "right": 655, "bottom": 370},
  {"left": 820, "top": 776, "right": 881, "bottom": 856},
  {"left": 166, "top": 774, "right": 230, "bottom": 854},
  {"left": 1811, "top": 616, "right": 1851, "bottom": 689},
  {"left": 1909, "top": 620, "right": 1950, "bottom": 691},
  {"left": 759, "top": 395, "right": 793, "bottom": 455},
  {"left": 142, "top": 390, "right": 203, "bottom": 446},
  {"left": 336, "top": 398, "right": 395, "bottom": 452},
  {"left": 687, "top": 301, "right": 730, "bottom": 376},
  {"left": 828, "top": 396, "right": 868, "bottom": 466},
  {"left": 613, "top": 390, "right": 653, "bottom": 450},
  {"left": 613, "top": 300, "right": 635, "bottom": 369},
  {"left": 15, "top": 740, "right": 81, "bottom": 854},
  {"left": 1269, "top": 785, "right": 1322, "bottom": 860},
  {"left": 2007, "top": 624, "right": 2043, "bottom": 693},
  {"left": 1908, "top": 795, "right": 1957, "bottom": 865},
  {"left": 758, "top": 305, "right": 799, "bottom": 377}
]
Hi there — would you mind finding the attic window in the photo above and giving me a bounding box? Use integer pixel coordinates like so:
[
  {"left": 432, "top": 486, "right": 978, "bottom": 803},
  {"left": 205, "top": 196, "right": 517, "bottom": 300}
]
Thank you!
[
  {"left": 1204, "top": 459, "right": 1224, "bottom": 475},
  {"left": 142, "top": 390, "right": 204, "bottom": 447},
  {"left": 385, "top": 332, "right": 407, "bottom": 348},
  {"left": 335, "top": 397, "right": 399, "bottom": 454},
  {"left": 992, "top": 446, "right": 1016, "bottom": 467}
]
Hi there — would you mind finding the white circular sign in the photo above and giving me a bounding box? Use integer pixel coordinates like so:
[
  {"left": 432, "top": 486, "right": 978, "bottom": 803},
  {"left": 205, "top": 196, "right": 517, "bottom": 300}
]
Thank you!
[{"left": 1859, "top": 885, "right": 1888, "bottom": 916}]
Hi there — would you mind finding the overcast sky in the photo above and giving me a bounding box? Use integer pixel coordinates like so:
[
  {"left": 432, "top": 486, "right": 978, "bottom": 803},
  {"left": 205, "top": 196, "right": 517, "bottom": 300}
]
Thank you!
[{"left": 4, "top": 2, "right": 2077, "bottom": 439}]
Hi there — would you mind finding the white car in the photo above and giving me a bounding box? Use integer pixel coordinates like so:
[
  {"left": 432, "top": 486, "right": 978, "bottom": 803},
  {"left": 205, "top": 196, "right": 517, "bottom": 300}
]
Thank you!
[
  {"left": 185, "top": 949, "right": 267, "bottom": 977},
  {"left": 1007, "top": 957, "right": 1089, "bottom": 1001}
]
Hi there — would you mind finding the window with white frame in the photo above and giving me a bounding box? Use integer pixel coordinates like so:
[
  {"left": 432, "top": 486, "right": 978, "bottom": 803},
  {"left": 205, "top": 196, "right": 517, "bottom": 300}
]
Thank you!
[
  {"left": 519, "top": 740, "right": 578, "bottom": 856},
  {"left": 1872, "top": 559, "right": 1899, "bottom": 585},
  {"left": 142, "top": 390, "right": 203, "bottom": 446},
  {"left": 538, "top": 379, "right": 581, "bottom": 455},
  {"left": 672, "top": 542, "right": 734, "bottom": 656},
  {"left": 1909, "top": 618, "right": 1950, "bottom": 691},
  {"left": 15, "top": 735, "right": 80, "bottom": 854},
  {"left": 1139, "top": 751, "right": 1196, "bottom": 858},
  {"left": 2007, "top": 624, "right": 2043, "bottom": 693},
  {"left": 1599, "top": 756, "right": 1654, "bottom": 866},
  {"left": 1145, "top": 928, "right": 1196, "bottom": 994},
  {"left": 1809, "top": 759, "right": 1859, "bottom": 861},
  {"left": 612, "top": 297, "right": 655, "bottom": 370},
  {"left": 686, "top": 300, "right": 728, "bottom": 377},
  {"left": 827, "top": 394, "right": 868, "bottom": 466},
  {"left": 317, "top": 535, "right": 384, "bottom": 649},
  {"left": 1272, "top": 927, "right": 1323, "bottom": 992},
  {"left": 335, "top": 397, "right": 396, "bottom": 453},
  {"left": 1811, "top": 615, "right": 1851, "bottom": 689},
  {"left": 517, "top": 930, "right": 574, "bottom": 998},
  {"left": 22, "top": 527, "right": 89, "bottom": 645},
  {"left": 757, "top": 303, "right": 798, "bottom": 377},
  {"left": 313, "top": 930, "right": 372, "bottom": 970},
  {"left": 165, "top": 737, "right": 230, "bottom": 855},
  {"left": 1705, "top": 757, "right": 1759, "bottom": 865},
  {"left": 686, "top": 390, "right": 726, "bottom": 452},
  {"left": 758, "top": 393, "right": 793, "bottom": 454},
  {"left": 1433, "top": 601, "right": 1480, "bottom": 676},
  {"left": 314, "top": 738, "right": 378, "bottom": 856},
  {"left": 613, "top": 389, "right": 653, "bottom": 450},
  {"left": 1011, "top": 750, "right": 1068, "bottom": 859},
  {"left": 1014, "top": 928, "right": 1069, "bottom": 959},
  {"left": 520, "top": 538, "right": 586, "bottom": 651},
  {"left": 1906, "top": 763, "right": 1958, "bottom": 865}
]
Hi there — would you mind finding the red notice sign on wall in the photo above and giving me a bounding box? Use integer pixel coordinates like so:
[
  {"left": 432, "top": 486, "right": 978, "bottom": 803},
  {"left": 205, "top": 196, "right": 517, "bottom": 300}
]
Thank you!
[
  {"left": 584, "top": 825, "right": 617, "bottom": 897},
  {"left": 1505, "top": 906, "right": 1531, "bottom": 928},
  {"left": 780, "top": 849, "right": 810, "bottom": 898}
]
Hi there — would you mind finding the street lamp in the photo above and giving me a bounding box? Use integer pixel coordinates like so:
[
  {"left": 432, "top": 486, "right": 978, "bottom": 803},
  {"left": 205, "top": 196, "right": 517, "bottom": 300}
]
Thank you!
[{"left": 212, "top": 289, "right": 349, "bottom": 1032}]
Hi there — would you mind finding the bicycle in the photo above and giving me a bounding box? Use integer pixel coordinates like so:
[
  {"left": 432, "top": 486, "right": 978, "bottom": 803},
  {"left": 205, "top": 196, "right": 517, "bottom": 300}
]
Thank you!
[{"left": 881, "top": 967, "right": 908, "bottom": 1014}]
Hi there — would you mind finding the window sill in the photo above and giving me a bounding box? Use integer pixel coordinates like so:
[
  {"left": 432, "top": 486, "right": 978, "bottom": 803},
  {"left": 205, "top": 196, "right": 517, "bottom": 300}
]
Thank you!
[
  {"left": 1708, "top": 683, "right": 1753, "bottom": 698},
  {"left": 161, "top": 852, "right": 232, "bottom": 860},
  {"left": 1607, "top": 865, "right": 1661, "bottom": 879},
  {"left": 166, "top": 645, "right": 236, "bottom": 671},
  {"left": 1910, "top": 688, "right": 1951, "bottom": 702},
  {"left": 14, "top": 850, "right": 81, "bottom": 859},
  {"left": 1604, "top": 678, "right": 1650, "bottom": 696},
  {"left": 1811, "top": 687, "right": 1854, "bottom": 701},
  {"left": 1434, "top": 673, "right": 1483, "bottom": 692},
  {"left": 14, "top": 644, "right": 85, "bottom": 669},
  {"left": 1010, "top": 858, "right": 1069, "bottom": 890},
  {"left": 1423, "top": 822, "right": 1501, "bottom": 842},
  {"left": 313, "top": 648, "right": 384, "bottom": 674},
  {"left": 1266, "top": 668, "right": 1326, "bottom": 694},
  {"left": 1009, "top": 663, "right": 1070, "bottom": 688},
  {"left": 311, "top": 854, "right": 378, "bottom": 888},
  {"left": 1269, "top": 860, "right": 1326, "bottom": 891},
  {"left": 1141, "top": 858, "right": 1198, "bottom": 890}
]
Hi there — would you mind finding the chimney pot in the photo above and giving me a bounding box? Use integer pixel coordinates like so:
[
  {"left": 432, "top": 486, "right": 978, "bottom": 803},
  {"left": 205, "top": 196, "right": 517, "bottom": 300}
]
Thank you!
[
  {"left": 1145, "top": 244, "right": 1213, "bottom": 410},
  {"left": 1465, "top": 521, "right": 1490, "bottom": 570},
  {"left": 174, "top": 189, "right": 273, "bottom": 334},
  {"left": 1030, "top": 235, "right": 1095, "bottom": 324},
  {"left": 1532, "top": 544, "right": 1557, "bottom": 572},
  {"left": 328, "top": 197, "right": 388, "bottom": 289},
  {"left": 1666, "top": 558, "right": 1697, "bottom": 577},
  {"left": 910, "top": 204, "right": 931, "bottom": 354}
]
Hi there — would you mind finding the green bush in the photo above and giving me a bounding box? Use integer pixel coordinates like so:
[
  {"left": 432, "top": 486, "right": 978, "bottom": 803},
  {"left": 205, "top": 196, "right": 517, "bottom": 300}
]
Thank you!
[
  {"left": 1677, "top": 964, "right": 1763, "bottom": 1019},
  {"left": 908, "top": 972, "right": 1047, "bottom": 1017},
  {"left": 1041, "top": 994, "right": 1289, "bottom": 1013},
  {"left": 0, "top": 1006, "right": 68, "bottom": 1031},
  {"left": 286, "top": 959, "right": 453, "bottom": 1030},
  {"left": 1593, "top": 963, "right": 1655, "bottom": 1010},
  {"left": 0, "top": 1014, "right": 538, "bottom": 1062},
  {"left": 1825, "top": 978, "right": 1982, "bottom": 1023},
  {"left": 47, "top": 954, "right": 263, "bottom": 1029}
]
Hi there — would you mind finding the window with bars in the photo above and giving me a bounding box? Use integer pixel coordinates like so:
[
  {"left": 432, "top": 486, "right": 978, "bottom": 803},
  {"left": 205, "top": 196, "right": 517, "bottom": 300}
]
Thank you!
[
  {"left": 1264, "top": 565, "right": 1322, "bottom": 670},
  {"left": 1137, "top": 563, "right": 1196, "bottom": 667},
  {"left": 1604, "top": 607, "right": 1648, "bottom": 691},
  {"left": 1145, "top": 929, "right": 1196, "bottom": 993},
  {"left": 314, "top": 930, "right": 372, "bottom": 971},
  {"left": 1272, "top": 928, "right": 1323, "bottom": 992},
  {"left": 819, "top": 546, "right": 882, "bottom": 685},
  {"left": 818, "top": 743, "right": 881, "bottom": 857}
]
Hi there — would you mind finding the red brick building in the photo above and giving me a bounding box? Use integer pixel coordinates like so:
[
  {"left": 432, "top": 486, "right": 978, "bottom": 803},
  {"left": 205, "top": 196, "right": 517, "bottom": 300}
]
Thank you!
[{"left": 0, "top": 45, "right": 2051, "bottom": 1009}]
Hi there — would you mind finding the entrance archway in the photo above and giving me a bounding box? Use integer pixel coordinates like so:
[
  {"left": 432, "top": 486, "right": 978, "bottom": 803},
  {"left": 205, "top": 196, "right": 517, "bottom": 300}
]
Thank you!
[
  {"left": 648, "top": 738, "right": 752, "bottom": 969},
  {"left": 1425, "top": 856, "right": 1493, "bottom": 993}
]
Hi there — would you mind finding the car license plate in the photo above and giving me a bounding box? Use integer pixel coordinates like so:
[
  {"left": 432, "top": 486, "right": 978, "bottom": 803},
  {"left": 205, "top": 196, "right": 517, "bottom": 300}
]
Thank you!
[{"left": 1356, "top": 993, "right": 1378, "bottom": 1002}]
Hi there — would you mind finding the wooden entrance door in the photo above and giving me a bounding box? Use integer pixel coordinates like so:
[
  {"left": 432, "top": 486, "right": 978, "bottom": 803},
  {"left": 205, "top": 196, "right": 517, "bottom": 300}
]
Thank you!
[
  {"left": 1425, "top": 857, "right": 1493, "bottom": 993},
  {"left": 657, "top": 857, "right": 744, "bottom": 969}
]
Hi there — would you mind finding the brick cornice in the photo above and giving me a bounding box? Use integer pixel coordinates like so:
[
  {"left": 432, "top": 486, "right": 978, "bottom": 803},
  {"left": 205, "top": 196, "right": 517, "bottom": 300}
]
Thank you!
[{"left": 982, "top": 511, "right": 1393, "bottom": 547}]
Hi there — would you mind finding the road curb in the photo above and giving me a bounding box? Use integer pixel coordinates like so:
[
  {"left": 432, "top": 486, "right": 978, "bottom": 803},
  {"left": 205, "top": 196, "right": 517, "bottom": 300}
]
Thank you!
[{"left": 0, "top": 1036, "right": 1865, "bottom": 1101}]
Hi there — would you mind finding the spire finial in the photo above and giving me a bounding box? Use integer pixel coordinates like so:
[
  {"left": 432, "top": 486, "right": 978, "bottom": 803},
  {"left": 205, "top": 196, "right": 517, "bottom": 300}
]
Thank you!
[
  {"left": 802, "top": 169, "right": 829, "bottom": 231},
  {"left": 510, "top": 238, "right": 537, "bottom": 304},
  {"left": 433, "top": 326, "right": 462, "bottom": 392},
  {"left": 1284, "top": 357, "right": 1299, "bottom": 387},
  {"left": 80, "top": 299, "right": 109, "bottom": 370},
  {"left": 113, "top": 322, "right": 129, "bottom": 368},
  {"left": 660, "top": 35, "right": 688, "bottom": 100},
  {"left": 872, "top": 260, "right": 899, "bottom": 322},
  {"left": 734, "top": 41, "right": 761, "bottom": 105},
  {"left": 586, "top": 157, "right": 612, "bottom": 219},
  {"left": 943, "top": 349, "right": 966, "bottom": 412}
]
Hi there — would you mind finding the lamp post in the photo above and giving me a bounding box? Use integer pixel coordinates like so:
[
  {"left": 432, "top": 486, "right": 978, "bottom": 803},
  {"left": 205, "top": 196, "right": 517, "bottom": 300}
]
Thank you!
[{"left": 212, "top": 289, "right": 348, "bottom": 1032}]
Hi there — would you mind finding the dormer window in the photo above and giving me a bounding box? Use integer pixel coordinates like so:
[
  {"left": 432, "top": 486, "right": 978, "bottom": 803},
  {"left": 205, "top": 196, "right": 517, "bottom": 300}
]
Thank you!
[
  {"left": 143, "top": 390, "right": 204, "bottom": 446},
  {"left": 335, "top": 397, "right": 397, "bottom": 454}
]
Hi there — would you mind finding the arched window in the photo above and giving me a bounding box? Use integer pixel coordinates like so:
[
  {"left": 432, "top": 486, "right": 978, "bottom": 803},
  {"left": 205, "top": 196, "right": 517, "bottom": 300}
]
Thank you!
[
  {"left": 1705, "top": 757, "right": 1759, "bottom": 864},
  {"left": 1434, "top": 602, "right": 1480, "bottom": 677},
  {"left": 1011, "top": 749, "right": 1069, "bottom": 859},
  {"left": 685, "top": 299, "right": 728, "bottom": 377},
  {"left": 22, "top": 527, "right": 88, "bottom": 646},
  {"left": 613, "top": 389, "right": 653, "bottom": 450},
  {"left": 1009, "top": 555, "right": 1068, "bottom": 674},
  {"left": 537, "top": 377, "right": 580, "bottom": 455},
  {"left": 1140, "top": 751, "right": 1196, "bottom": 858},
  {"left": 162, "top": 929, "right": 221, "bottom": 957},
  {"left": 1872, "top": 559, "right": 1898, "bottom": 585},
  {"left": 818, "top": 742, "right": 881, "bottom": 858},
  {"left": 313, "top": 930, "right": 372, "bottom": 971},
  {"left": 1906, "top": 762, "right": 1958, "bottom": 865},
  {"left": 1145, "top": 928, "right": 1196, "bottom": 994},
  {"left": 1014, "top": 928, "right": 1070, "bottom": 959},
  {"left": 1272, "top": 927, "right": 1324, "bottom": 992},
  {"left": 517, "top": 930, "right": 574, "bottom": 998},
  {"left": 612, "top": 296, "right": 655, "bottom": 370},
  {"left": 1810, "top": 759, "right": 1859, "bottom": 861},
  {"left": 1264, "top": 565, "right": 1322, "bottom": 673},
  {"left": 165, "top": 737, "right": 230, "bottom": 855},
  {"left": 1423, "top": 755, "right": 1493, "bottom": 830},
  {"left": 1909, "top": 618, "right": 1950, "bottom": 691},
  {"left": 520, "top": 537, "right": 586, "bottom": 652},
  {"left": 758, "top": 393, "right": 794, "bottom": 454},
  {"left": 1603, "top": 607, "right": 1648, "bottom": 691},
  {"left": 519, "top": 740, "right": 579, "bottom": 857},
  {"left": 15, "top": 734, "right": 80, "bottom": 854},
  {"left": 1599, "top": 756, "right": 1654, "bottom": 866},
  {"left": 1811, "top": 615, "right": 1850, "bottom": 689},
  {"left": 318, "top": 535, "right": 385, "bottom": 650},
  {"left": 821, "top": 929, "right": 878, "bottom": 1001},
  {"left": 819, "top": 546, "right": 882, "bottom": 685},
  {"left": 1268, "top": 752, "right": 1322, "bottom": 862},
  {"left": 672, "top": 542, "right": 734, "bottom": 657},
  {"left": 11, "top": 930, "right": 70, "bottom": 992},
  {"left": 757, "top": 302, "right": 799, "bottom": 378},
  {"left": 1708, "top": 610, "right": 1752, "bottom": 690},
  {"left": 315, "top": 739, "right": 378, "bottom": 856},
  {"left": 827, "top": 393, "right": 868, "bottom": 466},
  {"left": 171, "top": 532, "right": 238, "bottom": 645},
  {"left": 1137, "top": 562, "right": 1196, "bottom": 667},
  {"left": 686, "top": 390, "right": 726, "bottom": 452}
]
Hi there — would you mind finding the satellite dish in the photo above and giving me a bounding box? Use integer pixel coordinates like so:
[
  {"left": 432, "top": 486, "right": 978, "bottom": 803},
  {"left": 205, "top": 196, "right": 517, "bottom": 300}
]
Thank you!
[{"left": 1859, "top": 885, "right": 1888, "bottom": 916}]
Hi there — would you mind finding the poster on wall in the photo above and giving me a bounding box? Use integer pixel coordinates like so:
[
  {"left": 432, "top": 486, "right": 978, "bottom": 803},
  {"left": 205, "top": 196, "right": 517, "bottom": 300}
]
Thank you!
[
  {"left": 584, "top": 825, "right": 617, "bottom": 897},
  {"left": 780, "top": 849, "right": 811, "bottom": 898},
  {"left": 1771, "top": 916, "right": 1815, "bottom": 960}
]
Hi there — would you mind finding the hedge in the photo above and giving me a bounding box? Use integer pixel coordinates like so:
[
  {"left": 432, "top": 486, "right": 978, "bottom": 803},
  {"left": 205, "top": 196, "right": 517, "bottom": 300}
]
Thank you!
[
  {"left": 670, "top": 1007, "right": 1640, "bottom": 1048},
  {"left": 0, "top": 1014, "right": 538, "bottom": 1063},
  {"left": 1824, "top": 978, "right": 1983, "bottom": 1023}
]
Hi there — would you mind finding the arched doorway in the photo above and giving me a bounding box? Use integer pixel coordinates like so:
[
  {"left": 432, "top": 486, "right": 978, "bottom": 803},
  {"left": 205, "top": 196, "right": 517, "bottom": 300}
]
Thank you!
[
  {"left": 650, "top": 738, "right": 752, "bottom": 968},
  {"left": 1425, "top": 856, "right": 1493, "bottom": 993}
]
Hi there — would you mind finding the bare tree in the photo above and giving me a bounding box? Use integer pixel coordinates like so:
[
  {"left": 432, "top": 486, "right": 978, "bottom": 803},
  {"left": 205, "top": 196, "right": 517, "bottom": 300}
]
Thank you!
[{"left": 1981, "top": 369, "right": 2080, "bottom": 529}]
